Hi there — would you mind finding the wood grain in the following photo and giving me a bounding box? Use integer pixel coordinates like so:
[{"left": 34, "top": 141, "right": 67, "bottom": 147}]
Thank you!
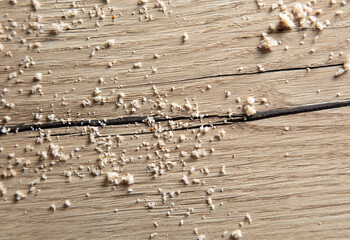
[{"left": 1, "top": 0, "right": 350, "bottom": 239}]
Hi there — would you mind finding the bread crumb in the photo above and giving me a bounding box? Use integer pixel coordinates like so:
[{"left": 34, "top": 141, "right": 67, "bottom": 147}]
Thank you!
[
  {"left": 245, "top": 213, "right": 253, "bottom": 224},
  {"left": 138, "top": 0, "right": 149, "bottom": 5},
  {"left": 335, "top": 54, "right": 350, "bottom": 77},
  {"left": 244, "top": 104, "right": 256, "bottom": 116},
  {"left": 0, "top": 182, "right": 6, "bottom": 196},
  {"left": 64, "top": 199, "right": 71, "bottom": 207},
  {"left": 51, "top": 23, "right": 63, "bottom": 34},
  {"left": 220, "top": 166, "right": 226, "bottom": 175},
  {"left": 197, "top": 235, "right": 205, "bottom": 240},
  {"left": 258, "top": 33, "right": 278, "bottom": 51},
  {"left": 106, "top": 39, "right": 115, "bottom": 48},
  {"left": 260, "top": 97, "right": 267, "bottom": 104},
  {"left": 34, "top": 73, "right": 42, "bottom": 81},
  {"left": 316, "top": 9, "right": 323, "bottom": 15},
  {"left": 315, "top": 21, "right": 326, "bottom": 30},
  {"left": 41, "top": 173, "right": 48, "bottom": 180},
  {"left": 31, "top": 84, "right": 42, "bottom": 94},
  {"left": 146, "top": 202, "right": 156, "bottom": 209},
  {"left": 150, "top": 233, "right": 158, "bottom": 239},
  {"left": 335, "top": 10, "right": 344, "bottom": 16},
  {"left": 243, "top": 96, "right": 256, "bottom": 116},
  {"left": 182, "top": 32, "right": 189, "bottom": 43},
  {"left": 49, "top": 203, "right": 56, "bottom": 212},
  {"left": 279, "top": 13, "right": 295, "bottom": 29},
  {"left": 32, "top": 0, "right": 41, "bottom": 10},
  {"left": 247, "top": 96, "right": 255, "bottom": 105},
  {"left": 134, "top": 62, "right": 142, "bottom": 68},
  {"left": 151, "top": 66, "right": 157, "bottom": 73},
  {"left": 231, "top": 229, "right": 242, "bottom": 239},
  {"left": 180, "top": 175, "right": 190, "bottom": 185},
  {"left": 15, "top": 191, "right": 27, "bottom": 201},
  {"left": 257, "top": 64, "right": 265, "bottom": 72},
  {"left": 4, "top": 116, "right": 11, "bottom": 123},
  {"left": 256, "top": 0, "right": 264, "bottom": 9}
]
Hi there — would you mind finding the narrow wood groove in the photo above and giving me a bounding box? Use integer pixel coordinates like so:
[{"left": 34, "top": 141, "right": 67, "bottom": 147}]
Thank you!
[
  {"left": 3, "top": 99, "right": 350, "bottom": 134},
  {"left": 122, "top": 63, "right": 343, "bottom": 88}
]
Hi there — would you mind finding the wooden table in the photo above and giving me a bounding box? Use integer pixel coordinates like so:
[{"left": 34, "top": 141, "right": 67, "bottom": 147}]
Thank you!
[{"left": 1, "top": 0, "right": 350, "bottom": 239}]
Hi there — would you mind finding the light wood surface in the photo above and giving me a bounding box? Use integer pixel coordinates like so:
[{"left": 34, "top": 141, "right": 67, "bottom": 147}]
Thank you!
[{"left": 1, "top": 0, "right": 350, "bottom": 239}]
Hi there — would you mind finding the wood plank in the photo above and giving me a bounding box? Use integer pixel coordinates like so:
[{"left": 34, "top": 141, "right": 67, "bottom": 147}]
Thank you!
[
  {"left": 1, "top": 0, "right": 350, "bottom": 125},
  {"left": 1, "top": 0, "right": 350, "bottom": 239},
  {"left": 1, "top": 108, "right": 350, "bottom": 239}
]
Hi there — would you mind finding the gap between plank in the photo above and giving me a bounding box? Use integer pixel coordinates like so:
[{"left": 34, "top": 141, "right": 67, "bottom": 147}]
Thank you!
[{"left": 3, "top": 99, "right": 350, "bottom": 134}]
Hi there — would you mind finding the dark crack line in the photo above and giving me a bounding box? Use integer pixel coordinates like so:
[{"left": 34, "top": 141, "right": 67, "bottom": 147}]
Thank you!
[
  {"left": 3, "top": 99, "right": 350, "bottom": 135},
  {"left": 118, "top": 63, "right": 343, "bottom": 89}
]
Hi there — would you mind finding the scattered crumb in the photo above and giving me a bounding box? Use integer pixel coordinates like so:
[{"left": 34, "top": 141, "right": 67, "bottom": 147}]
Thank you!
[
  {"left": 231, "top": 229, "right": 242, "bottom": 239},
  {"left": 279, "top": 13, "right": 295, "bottom": 29},
  {"left": 134, "top": 62, "right": 142, "bottom": 69},
  {"left": 15, "top": 191, "right": 27, "bottom": 201},
  {"left": 150, "top": 232, "right": 158, "bottom": 239},
  {"left": 258, "top": 33, "right": 278, "bottom": 51},
  {"left": 64, "top": 199, "right": 71, "bottom": 207},
  {"left": 49, "top": 203, "right": 56, "bottom": 212},
  {"left": 34, "top": 73, "right": 42, "bottom": 81},
  {"left": 245, "top": 213, "right": 253, "bottom": 224},
  {"left": 335, "top": 54, "right": 350, "bottom": 77},
  {"left": 0, "top": 182, "right": 6, "bottom": 196},
  {"left": 243, "top": 97, "right": 256, "bottom": 116},
  {"left": 106, "top": 39, "right": 115, "bottom": 48},
  {"left": 182, "top": 32, "right": 189, "bottom": 43},
  {"left": 32, "top": 0, "right": 41, "bottom": 10},
  {"left": 197, "top": 235, "right": 205, "bottom": 240},
  {"left": 335, "top": 10, "right": 344, "bottom": 16}
]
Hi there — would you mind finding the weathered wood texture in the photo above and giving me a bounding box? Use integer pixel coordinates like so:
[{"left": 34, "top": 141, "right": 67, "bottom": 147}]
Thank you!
[{"left": 1, "top": 0, "right": 350, "bottom": 239}]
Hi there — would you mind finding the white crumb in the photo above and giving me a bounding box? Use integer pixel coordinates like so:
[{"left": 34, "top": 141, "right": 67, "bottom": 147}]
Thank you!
[
  {"left": 0, "top": 182, "right": 6, "bottom": 196},
  {"left": 180, "top": 175, "right": 190, "bottom": 185},
  {"left": 197, "top": 235, "right": 205, "bottom": 240},
  {"left": 231, "top": 229, "right": 242, "bottom": 239},
  {"left": 134, "top": 62, "right": 142, "bottom": 68},
  {"left": 243, "top": 96, "right": 256, "bottom": 116},
  {"left": 106, "top": 39, "right": 115, "bottom": 48},
  {"left": 279, "top": 13, "right": 295, "bottom": 29},
  {"left": 32, "top": 0, "right": 41, "bottom": 10},
  {"left": 15, "top": 191, "right": 27, "bottom": 201},
  {"left": 34, "top": 73, "right": 42, "bottom": 81},
  {"left": 182, "top": 32, "right": 189, "bottom": 43},
  {"left": 150, "top": 233, "right": 158, "bottom": 239},
  {"left": 335, "top": 10, "right": 344, "bottom": 16},
  {"left": 64, "top": 199, "right": 71, "bottom": 207},
  {"left": 335, "top": 54, "right": 350, "bottom": 77},
  {"left": 259, "top": 33, "right": 278, "bottom": 51},
  {"left": 49, "top": 203, "right": 56, "bottom": 212},
  {"left": 245, "top": 213, "right": 253, "bottom": 224}
]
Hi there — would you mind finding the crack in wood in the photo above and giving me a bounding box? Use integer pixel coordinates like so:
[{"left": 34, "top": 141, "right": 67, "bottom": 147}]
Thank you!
[
  {"left": 3, "top": 99, "right": 350, "bottom": 135},
  {"left": 120, "top": 63, "right": 343, "bottom": 88}
]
